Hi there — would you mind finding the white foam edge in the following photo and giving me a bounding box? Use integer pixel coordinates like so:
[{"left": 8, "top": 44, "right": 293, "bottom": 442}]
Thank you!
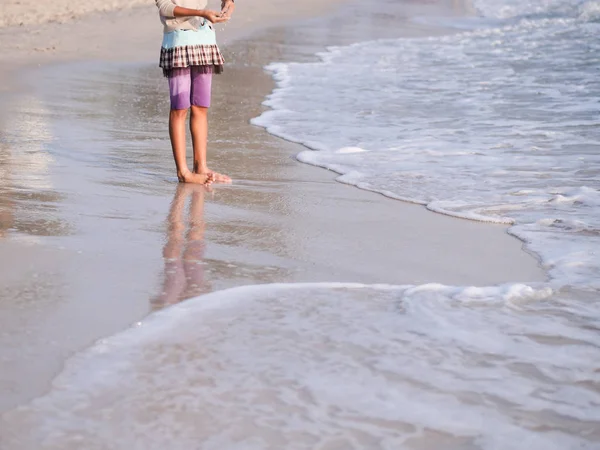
[
  {"left": 0, "top": 279, "right": 555, "bottom": 428},
  {"left": 295, "top": 150, "right": 515, "bottom": 224},
  {"left": 252, "top": 58, "right": 516, "bottom": 226},
  {"left": 70, "top": 281, "right": 554, "bottom": 359}
]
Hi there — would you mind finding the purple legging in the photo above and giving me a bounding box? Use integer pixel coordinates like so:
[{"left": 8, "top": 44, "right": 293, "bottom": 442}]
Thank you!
[{"left": 168, "top": 67, "right": 213, "bottom": 110}]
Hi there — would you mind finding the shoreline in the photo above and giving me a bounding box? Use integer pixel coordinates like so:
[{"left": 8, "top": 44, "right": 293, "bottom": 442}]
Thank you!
[{"left": 0, "top": 0, "right": 545, "bottom": 419}]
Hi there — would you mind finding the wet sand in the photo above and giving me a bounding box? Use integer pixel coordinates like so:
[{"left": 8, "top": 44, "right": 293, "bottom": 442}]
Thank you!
[{"left": 0, "top": 0, "right": 544, "bottom": 418}]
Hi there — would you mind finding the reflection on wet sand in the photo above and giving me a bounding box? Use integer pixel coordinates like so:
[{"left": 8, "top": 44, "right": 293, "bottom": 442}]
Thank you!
[
  {"left": 0, "top": 95, "right": 70, "bottom": 238},
  {"left": 151, "top": 184, "right": 210, "bottom": 310},
  {"left": 0, "top": 142, "right": 14, "bottom": 239}
]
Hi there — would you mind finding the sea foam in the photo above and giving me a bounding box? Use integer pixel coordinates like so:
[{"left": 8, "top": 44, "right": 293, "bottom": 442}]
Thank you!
[{"left": 3, "top": 282, "right": 599, "bottom": 450}]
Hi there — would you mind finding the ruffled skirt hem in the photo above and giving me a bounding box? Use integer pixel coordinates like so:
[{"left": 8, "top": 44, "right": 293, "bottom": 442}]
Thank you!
[{"left": 159, "top": 44, "right": 225, "bottom": 78}]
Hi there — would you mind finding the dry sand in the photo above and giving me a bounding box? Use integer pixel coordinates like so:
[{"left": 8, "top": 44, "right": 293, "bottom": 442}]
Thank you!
[
  {"left": 0, "top": 0, "right": 544, "bottom": 419},
  {"left": 1, "top": 0, "right": 151, "bottom": 28}
]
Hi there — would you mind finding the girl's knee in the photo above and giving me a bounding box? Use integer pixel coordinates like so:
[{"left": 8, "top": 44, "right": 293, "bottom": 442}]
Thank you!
[
  {"left": 170, "top": 108, "right": 188, "bottom": 119},
  {"left": 190, "top": 105, "right": 208, "bottom": 115}
]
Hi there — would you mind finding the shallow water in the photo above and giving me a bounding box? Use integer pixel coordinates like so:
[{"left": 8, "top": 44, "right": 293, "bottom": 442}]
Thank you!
[
  {"left": 254, "top": 0, "right": 600, "bottom": 446},
  {"left": 1, "top": 283, "right": 599, "bottom": 449},
  {"left": 253, "top": 0, "right": 600, "bottom": 290}
]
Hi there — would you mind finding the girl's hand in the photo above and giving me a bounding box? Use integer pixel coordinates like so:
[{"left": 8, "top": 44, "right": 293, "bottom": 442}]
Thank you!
[
  {"left": 202, "top": 10, "right": 229, "bottom": 23},
  {"left": 220, "top": 0, "right": 235, "bottom": 18}
]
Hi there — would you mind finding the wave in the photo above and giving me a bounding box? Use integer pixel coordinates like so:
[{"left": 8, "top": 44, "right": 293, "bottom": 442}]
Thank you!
[
  {"left": 251, "top": 2, "right": 600, "bottom": 289},
  {"left": 474, "top": 0, "right": 600, "bottom": 21},
  {"left": 5, "top": 281, "right": 600, "bottom": 450}
]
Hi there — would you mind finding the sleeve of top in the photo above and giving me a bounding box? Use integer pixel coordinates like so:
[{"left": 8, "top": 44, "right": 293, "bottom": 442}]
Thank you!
[{"left": 155, "top": 0, "right": 177, "bottom": 18}]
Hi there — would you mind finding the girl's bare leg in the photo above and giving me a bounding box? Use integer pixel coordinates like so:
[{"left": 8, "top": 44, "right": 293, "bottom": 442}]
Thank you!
[
  {"left": 190, "top": 106, "right": 208, "bottom": 174},
  {"left": 190, "top": 105, "right": 231, "bottom": 183},
  {"left": 169, "top": 108, "right": 212, "bottom": 184}
]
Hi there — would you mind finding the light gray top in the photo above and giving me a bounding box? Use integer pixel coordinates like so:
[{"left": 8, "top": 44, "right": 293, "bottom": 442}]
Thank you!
[{"left": 155, "top": 0, "right": 208, "bottom": 33}]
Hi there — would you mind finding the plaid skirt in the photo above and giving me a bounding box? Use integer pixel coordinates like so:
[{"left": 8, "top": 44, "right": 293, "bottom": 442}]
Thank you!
[{"left": 160, "top": 22, "right": 225, "bottom": 77}]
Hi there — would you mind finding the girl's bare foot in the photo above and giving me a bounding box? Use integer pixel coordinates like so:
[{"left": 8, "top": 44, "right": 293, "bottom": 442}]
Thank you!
[
  {"left": 178, "top": 170, "right": 214, "bottom": 185},
  {"left": 194, "top": 168, "right": 231, "bottom": 183},
  {"left": 207, "top": 170, "right": 231, "bottom": 183},
  {"left": 192, "top": 163, "right": 231, "bottom": 183}
]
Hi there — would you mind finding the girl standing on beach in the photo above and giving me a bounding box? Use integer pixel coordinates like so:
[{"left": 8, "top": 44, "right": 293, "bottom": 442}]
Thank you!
[{"left": 155, "top": 0, "right": 235, "bottom": 185}]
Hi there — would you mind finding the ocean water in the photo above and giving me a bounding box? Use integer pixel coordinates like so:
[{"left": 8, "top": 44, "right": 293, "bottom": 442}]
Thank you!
[
  {"left": 2, "top": 282, "right": 599, "bottom": 449},
  {"left": 253, "top": 0, "right": 600, "bottom": 290},
  {"left": 2, "top": 1, "right": 600, "bottom": 449}
]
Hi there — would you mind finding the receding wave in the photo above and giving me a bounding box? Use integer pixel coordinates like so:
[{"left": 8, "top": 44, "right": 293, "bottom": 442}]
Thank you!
[
  {"left": 4, "top": 282, "right": 600, "bottom": 449},
  {"left": 251, "top": 0, "right": 600, "bottom": 289}
]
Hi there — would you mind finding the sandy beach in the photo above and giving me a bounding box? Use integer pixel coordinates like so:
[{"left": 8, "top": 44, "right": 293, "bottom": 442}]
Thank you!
[{"left": 0, "top": 0, "right": 569, "bottom": 448}]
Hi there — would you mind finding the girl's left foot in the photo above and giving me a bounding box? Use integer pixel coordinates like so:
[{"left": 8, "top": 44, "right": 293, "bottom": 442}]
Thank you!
[
  {"left": 210, "top": 171, "right": 232, "bottom": 183},
  {"left": 196, "top": 169, "right": 231, "bottom": 183}
]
